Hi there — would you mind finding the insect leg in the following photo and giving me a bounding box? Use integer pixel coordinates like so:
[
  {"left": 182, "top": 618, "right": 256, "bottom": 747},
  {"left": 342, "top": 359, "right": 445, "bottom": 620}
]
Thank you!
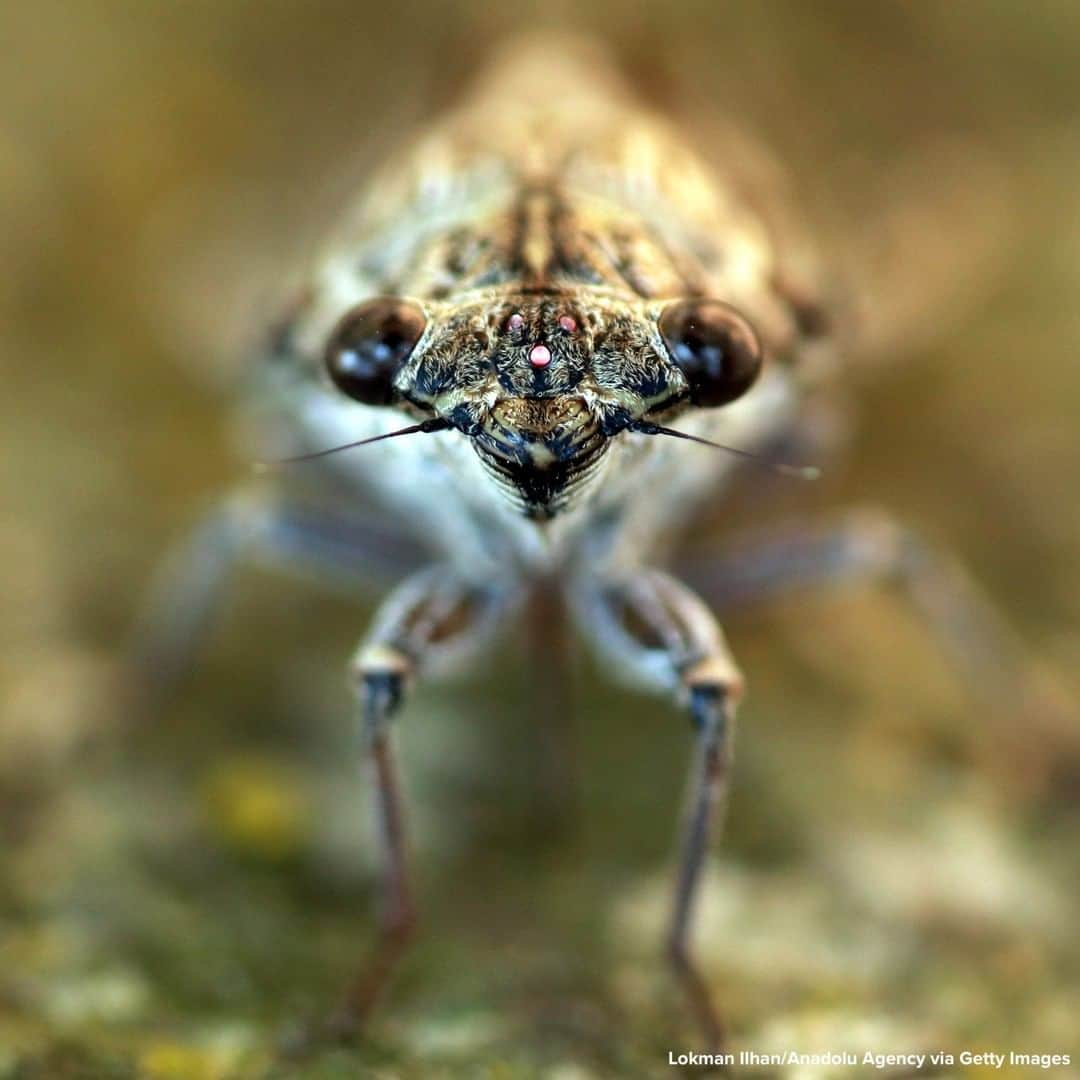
[
  {"left": 129, "top": 490, "right": 426, "bottom": 708},
  {"left": 672, "top": 684, "right": 734, "bottom": 1056},
  {"left": 681, "top": 507, "right": 1076, "bottom": 788},
  {"left": 569, "top": 568, "right": 742, "bottom": 1053},
  {"left": 323, "top": 668, "right": 414, "bottom": 1042},
  {"left": 322, "top": 566, "right": 515, "bottom": 1043}
]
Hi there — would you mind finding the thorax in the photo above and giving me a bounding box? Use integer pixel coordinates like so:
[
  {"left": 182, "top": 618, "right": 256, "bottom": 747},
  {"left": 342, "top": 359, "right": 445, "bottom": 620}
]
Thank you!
[{"left": 249, "top": 55, "right": 823, "bottom": 580}]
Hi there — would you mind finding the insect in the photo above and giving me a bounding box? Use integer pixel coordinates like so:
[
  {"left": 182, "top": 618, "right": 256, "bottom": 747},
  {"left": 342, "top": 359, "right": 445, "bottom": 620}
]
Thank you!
[{"left": 134, "top": 37, "right": 1066, "bottom": 1055}]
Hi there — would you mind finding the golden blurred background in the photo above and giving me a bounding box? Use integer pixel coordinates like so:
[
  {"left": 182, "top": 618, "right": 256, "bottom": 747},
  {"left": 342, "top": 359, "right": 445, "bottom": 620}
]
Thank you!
[{"left": 2, "top": 2, "right": 1079, "bottom": 1076}]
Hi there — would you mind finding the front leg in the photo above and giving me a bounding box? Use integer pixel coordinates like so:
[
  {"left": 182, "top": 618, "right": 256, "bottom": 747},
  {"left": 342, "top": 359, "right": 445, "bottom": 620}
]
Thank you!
[
  {"left": 314, "top": 566, "right": 517, "bottom": 1046},
  {"left": 569, "top": 568, "right": 742, "bottom": 1054}
]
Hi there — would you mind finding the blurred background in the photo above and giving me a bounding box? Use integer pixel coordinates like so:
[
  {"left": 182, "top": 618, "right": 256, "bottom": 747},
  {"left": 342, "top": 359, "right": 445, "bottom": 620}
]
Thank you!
[{"left": 2, "top": 1, "right": 1078, "bottom": 1076}]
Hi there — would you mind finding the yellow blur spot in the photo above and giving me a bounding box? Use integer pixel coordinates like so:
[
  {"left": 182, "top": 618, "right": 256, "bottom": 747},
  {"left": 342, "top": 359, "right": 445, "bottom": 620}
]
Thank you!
[
  {"left": 138, "top": 1043, "right": 222, "bottom": 1080},
  {"left": 200, "top": 756, "right": 311, "bottom": 860}
]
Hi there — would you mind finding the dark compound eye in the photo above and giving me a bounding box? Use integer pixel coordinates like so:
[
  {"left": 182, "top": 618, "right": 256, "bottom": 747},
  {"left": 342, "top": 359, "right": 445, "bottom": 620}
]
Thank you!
[
  {"left": 324, "top": 297, "right": 426, "bottom": 405},
  {"left": 659, "top": 298, "right": 763, "bottom": 407}
]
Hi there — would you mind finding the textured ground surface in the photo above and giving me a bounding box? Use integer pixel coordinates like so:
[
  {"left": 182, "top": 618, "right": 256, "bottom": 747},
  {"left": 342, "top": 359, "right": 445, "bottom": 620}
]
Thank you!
[{"left": 2, "top": 3, "right": 1079, "bottom": 1077}]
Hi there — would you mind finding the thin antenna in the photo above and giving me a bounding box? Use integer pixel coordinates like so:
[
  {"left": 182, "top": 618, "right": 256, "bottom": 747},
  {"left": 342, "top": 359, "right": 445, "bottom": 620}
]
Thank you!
[
  {"left": 253, "top": 417, "right": 451, "bottom": 471},
  {"left": 631, "top": 421, "right": 821, "bottom": 480}
]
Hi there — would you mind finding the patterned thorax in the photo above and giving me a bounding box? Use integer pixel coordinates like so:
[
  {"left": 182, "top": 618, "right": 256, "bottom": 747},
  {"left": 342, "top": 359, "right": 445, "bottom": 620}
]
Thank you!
[{"left": 264, "top": 43, "right": 823, "bottom": 540}]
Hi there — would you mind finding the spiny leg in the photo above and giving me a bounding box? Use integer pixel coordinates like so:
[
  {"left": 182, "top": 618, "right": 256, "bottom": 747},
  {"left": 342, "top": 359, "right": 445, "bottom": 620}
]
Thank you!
[
  {"left": 310, "top": 565, "right": 515, "bottom": 1047},
  {"left": 128, "top": 489, "right": 426, "bottom": 710},
  {"left": 569, "top": 568, "right": 743, "bottom": 1054},
  {"left": 680, "top": 507, "right": 1077, "bottom": 790}
]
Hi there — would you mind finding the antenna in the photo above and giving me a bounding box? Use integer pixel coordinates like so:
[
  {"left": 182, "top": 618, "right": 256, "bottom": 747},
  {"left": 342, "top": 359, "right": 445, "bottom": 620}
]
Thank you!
[
  {"left": 253, "top": 418, "right": 451, "bottom": 471},
  {"left": 630, "top": 421, "right": 820, "bottom": 481}
]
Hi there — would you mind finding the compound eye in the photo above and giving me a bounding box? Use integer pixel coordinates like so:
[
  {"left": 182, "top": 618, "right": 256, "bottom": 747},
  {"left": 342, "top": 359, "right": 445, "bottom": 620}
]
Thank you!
[
  {"left": 324, "top": 297, "right": 426, "bottom": 405},
  {"left": 659, "top": 298, "right": 763, "bottom": 407}
]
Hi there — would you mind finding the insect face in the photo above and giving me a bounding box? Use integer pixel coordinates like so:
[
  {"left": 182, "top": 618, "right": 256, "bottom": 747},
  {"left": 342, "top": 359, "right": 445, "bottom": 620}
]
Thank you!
[{"left": 321, "top": 290, "right": 766, "bottom": 518}]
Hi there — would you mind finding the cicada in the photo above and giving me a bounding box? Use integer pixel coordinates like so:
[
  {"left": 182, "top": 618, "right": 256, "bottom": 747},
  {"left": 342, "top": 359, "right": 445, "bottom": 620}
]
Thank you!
[{"left": 135, "top": 37, "right": 1062, "bottom": 1054}]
